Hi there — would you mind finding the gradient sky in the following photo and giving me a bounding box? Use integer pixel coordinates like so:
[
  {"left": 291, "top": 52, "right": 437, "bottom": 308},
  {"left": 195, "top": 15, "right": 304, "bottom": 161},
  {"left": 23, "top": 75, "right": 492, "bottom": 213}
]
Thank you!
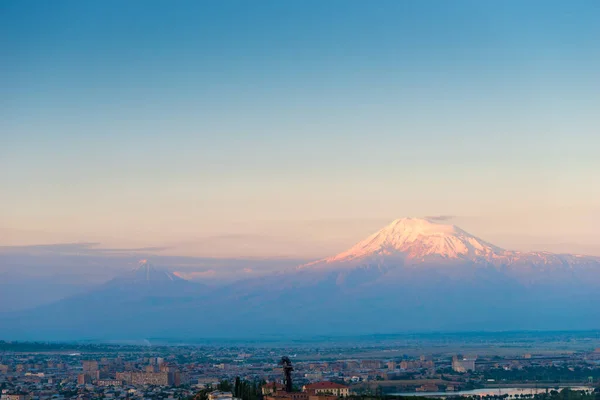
[{"left": 1, "top": 0, "right": 599, "bottom": 258}]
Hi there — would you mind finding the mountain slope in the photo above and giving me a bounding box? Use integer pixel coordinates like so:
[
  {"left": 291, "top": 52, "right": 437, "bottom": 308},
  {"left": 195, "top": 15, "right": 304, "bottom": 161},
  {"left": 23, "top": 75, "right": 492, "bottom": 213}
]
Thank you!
[{"left": 111, "top": 259, "right": 184, "bottom": 284}]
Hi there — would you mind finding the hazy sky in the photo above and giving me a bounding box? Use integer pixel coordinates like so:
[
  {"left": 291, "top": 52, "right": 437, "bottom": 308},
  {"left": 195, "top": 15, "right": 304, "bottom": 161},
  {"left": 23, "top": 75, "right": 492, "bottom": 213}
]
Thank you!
[{"left": 2, "top": 1, "right": 599, "bottom": 258}]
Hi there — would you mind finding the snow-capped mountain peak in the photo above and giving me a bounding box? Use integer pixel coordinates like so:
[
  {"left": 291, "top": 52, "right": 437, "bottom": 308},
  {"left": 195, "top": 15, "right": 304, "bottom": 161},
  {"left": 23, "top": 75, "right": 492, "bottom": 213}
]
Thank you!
[
  {"left": 301, "top": 218, "right": 600, "bottom": 271},
  {"left": 330, "top": 217, "right": 504, "bottom": 262},
  {"left": 302, "top": 217, "right": 510, "bottom": 267}
]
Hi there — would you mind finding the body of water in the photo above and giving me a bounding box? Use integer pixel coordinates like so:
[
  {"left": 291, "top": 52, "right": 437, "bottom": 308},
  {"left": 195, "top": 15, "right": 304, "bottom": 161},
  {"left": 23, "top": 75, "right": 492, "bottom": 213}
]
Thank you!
[{"left": 390, "top": 386, "right": 593, "bottom": 397}]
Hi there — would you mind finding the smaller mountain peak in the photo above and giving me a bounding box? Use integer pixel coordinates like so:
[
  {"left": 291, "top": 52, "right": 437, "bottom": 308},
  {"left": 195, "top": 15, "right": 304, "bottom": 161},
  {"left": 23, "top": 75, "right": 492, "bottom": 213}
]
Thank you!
[
  {"left": 134, "top": 259, "right": 156, "bottom": 274},
  {"left": 115, "top": 260, "right": 185, "bottom": 284}
]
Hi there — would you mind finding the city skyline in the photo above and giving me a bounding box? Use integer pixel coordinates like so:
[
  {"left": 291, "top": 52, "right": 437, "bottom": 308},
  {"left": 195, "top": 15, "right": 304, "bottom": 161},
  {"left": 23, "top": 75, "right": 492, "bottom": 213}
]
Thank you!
[{"left": 2, "top": 1, "right": 600, "bottom": 258}]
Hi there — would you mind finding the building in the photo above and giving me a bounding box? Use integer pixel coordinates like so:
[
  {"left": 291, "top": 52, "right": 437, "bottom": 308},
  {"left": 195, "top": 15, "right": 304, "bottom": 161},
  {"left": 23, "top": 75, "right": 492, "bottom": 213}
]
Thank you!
[
  {"left": 452, "top": 356, "right": 476, "bottom": 373},
  {"left": 174, "top": 371, "right": 185, "bottom": 386},
  {"left": 77, "top": 373, "right": 92, "bottom": 385},
  {"left": 265, "top": 393, "right": 308, "bottom": 400},
  {"left": 304, "top": 373, "right": 323, "bottom": 381},
  {"left": 262, "top": 383, "right": 286, "bottom": 395},
  {"left": 146, "top": 365, "right": 159, "bottom": 373},
  {"left": 1, "top": 395, "right": 27, "bottom": 400},
  {"left": 96, "top": 379, "right": 123, "bottom": 387},
  {"left": 386, "top": 361, "right": 396, "bottom": 370},
  {"left": 303, "top": 382, "right": 350, "bottom": 397},
  {"left": 345, "top": 361, "right": 360, "bottom": 369},
  {"left": 360, "top": 360, "right": 381, "bottom": 370},
  {"left": 382, "top": 371, "right": 399, "bottom": 380},
  {"left": 416, "top": 384, "right": 439, "bottom": 392},
  {"left": 198, "top": 377, "right": 221, "bottom": 387},
  {"left": 82, "top": 360, "right": 99, "bottom": 372},
  {"left": 399, "top": 360, "right": 434, "bottom": 370},
  {"left": 208, "top": 391, "right": 241, "bottom": 400},
  {"left": 117, "top": 371, "right": 175, "bottom": 386}
]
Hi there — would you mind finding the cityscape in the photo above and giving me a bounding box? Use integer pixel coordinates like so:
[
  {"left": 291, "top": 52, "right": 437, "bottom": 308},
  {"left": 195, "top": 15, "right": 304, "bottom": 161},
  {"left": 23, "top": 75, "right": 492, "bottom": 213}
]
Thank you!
[{"left": 1, "top": 333, "right": 600, "bottom": 399}]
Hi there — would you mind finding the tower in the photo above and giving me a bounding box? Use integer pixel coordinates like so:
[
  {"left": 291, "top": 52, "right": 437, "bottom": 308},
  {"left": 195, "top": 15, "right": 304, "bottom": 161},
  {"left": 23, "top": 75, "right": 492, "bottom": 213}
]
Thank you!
[{"left": 279, "top": 356, "right": 294, "bottom": 392}]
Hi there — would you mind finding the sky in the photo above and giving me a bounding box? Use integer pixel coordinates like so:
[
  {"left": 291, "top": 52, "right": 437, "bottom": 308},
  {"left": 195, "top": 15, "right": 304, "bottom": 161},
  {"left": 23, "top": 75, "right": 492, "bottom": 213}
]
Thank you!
[{"left": 1, "top": 0, "right": 599, "bottom": 258}]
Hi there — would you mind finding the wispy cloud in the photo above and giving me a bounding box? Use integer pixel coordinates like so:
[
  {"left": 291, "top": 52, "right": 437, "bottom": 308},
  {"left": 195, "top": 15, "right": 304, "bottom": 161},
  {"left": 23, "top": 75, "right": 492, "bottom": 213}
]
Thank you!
[
  {"left": 425, "top": 215, "right": 456, "bottom": 222},
  {"left": 173, "top": 270, "right": 217, "bottom": 280},
  {"left": 0, "top": 243, "right": 169, "bottom": 255}
]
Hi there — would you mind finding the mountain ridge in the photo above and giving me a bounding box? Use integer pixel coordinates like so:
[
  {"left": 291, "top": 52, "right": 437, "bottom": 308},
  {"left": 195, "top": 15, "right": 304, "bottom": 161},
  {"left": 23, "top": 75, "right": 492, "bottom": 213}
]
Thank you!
[{"left": 1, "top": 218, "right": 599, "bottom": 341}]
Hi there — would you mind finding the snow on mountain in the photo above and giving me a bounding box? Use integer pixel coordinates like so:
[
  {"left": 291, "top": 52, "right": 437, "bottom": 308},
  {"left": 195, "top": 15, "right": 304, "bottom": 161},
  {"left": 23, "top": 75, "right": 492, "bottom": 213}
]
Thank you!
[
  {"left": 302, "top": 217, "right": 599, "bottom": 269},
  {"left": 111, "top": 259, "right": 185, "bottom": 284}
]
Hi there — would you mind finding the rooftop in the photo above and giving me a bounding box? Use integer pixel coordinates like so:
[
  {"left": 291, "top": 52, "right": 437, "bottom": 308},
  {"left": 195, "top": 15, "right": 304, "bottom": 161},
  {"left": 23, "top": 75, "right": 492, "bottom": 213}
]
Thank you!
[{"left": 304, "top": 382, "right": 348, "bottom": 389}]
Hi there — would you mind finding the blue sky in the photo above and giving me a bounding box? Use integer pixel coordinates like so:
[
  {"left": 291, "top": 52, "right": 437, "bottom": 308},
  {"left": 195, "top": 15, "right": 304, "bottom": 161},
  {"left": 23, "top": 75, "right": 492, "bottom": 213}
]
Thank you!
[{"left": 1, "top": 1, "right": 599, "bottom": 257}]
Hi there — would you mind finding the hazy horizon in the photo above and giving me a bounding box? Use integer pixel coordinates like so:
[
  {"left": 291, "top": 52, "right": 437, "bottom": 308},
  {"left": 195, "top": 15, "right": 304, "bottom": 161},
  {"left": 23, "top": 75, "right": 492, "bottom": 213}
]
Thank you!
[{"left": 2, "top": 215, "right": 600, "bottom": 260}]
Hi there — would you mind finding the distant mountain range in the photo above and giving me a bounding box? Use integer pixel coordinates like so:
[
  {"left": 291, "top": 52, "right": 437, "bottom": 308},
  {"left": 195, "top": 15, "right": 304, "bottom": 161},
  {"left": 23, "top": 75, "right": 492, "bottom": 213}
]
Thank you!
[{"left": 2, "top": 218, "right": 599, "bottom": 341}]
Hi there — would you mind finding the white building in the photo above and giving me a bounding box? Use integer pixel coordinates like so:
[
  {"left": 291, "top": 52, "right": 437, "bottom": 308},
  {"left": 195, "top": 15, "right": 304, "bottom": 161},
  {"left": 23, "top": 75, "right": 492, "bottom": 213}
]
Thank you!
[
  {"left": 452, "top": 356, "right": 476, "bottom": 372},
  {"left": 208, "top": 391, "right": 241, "bottom": 400},
  {"left": 303, "top": 382, "right": 350, "bottom": 397}
]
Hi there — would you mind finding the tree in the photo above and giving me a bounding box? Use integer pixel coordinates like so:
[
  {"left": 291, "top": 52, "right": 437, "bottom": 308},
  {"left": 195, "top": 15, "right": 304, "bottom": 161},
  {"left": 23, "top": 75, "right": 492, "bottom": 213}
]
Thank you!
[
  {"left": 218, "top": 380, "right": 233, "bottom": 392},
  {"left": 190, "top": 387, "right": 212, "bottom": 400},
  {"left": 235, "top": 377, "right": 241, "bottom": 398}
]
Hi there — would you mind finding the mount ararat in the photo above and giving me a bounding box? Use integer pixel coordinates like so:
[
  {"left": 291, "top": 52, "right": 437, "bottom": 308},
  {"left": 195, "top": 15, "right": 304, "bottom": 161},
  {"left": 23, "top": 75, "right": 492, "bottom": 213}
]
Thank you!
[{"left": 2, "top": 218, "right": 599, "bottom": 340}]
